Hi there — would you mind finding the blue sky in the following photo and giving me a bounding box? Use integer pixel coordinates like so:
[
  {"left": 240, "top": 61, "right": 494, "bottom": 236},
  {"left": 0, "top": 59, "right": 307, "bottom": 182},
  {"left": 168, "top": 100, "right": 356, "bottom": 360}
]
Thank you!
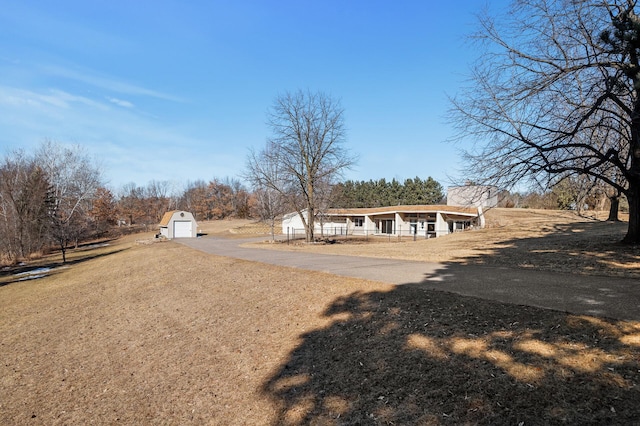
[{"left": 0, "top": 1, "right": 507, "bottom": 191}]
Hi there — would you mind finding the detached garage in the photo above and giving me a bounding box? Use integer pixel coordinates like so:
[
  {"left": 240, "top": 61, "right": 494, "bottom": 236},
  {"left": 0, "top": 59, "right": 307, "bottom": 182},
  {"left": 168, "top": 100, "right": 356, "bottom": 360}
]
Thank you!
[{"left": 159, "top": 210, "right": 198, "bottom": 239}]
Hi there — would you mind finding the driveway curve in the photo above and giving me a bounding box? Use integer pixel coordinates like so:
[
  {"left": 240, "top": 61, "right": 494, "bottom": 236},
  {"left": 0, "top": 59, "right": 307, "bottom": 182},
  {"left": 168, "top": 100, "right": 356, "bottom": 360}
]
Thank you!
[{"left": 178, "top": 236, "right": 640, "bottom": 322}]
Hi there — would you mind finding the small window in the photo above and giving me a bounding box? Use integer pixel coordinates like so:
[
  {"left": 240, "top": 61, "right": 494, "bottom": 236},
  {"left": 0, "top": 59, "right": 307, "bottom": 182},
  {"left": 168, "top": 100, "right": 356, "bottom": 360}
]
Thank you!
[{"left": 354, "top": 218, "right": 364, "bottom": 227}]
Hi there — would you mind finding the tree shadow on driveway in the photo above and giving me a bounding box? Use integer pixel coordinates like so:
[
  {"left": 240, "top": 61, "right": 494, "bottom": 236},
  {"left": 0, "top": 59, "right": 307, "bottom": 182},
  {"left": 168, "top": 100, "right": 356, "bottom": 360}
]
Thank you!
[
  {"left": 263, "top": 284, "right": 640, "bottom": 425},
  {"left": 416, "top": 220, "right": 640, "bottom": 322}
]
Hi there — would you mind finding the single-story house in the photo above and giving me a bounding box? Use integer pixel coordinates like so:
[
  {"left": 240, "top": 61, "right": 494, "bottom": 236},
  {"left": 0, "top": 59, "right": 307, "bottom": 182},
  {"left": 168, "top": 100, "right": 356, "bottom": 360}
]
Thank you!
[
  {"left": 159, "top": 210, "right": 198, "bottom": 239},
  {"left": 282, "top": 205, "right": 484, "bottom": 239}
]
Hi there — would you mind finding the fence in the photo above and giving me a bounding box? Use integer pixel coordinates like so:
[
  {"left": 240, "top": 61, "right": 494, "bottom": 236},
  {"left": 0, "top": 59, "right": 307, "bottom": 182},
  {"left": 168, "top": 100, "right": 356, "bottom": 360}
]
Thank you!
[{"left": 284, "top": 224, "right": 448, "bottom": 243}]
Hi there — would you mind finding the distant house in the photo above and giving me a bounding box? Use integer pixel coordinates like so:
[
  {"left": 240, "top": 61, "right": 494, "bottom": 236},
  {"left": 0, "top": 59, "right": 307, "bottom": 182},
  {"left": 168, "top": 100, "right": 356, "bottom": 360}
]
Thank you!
[
  {"left": 159, "top": 211, "right": 198, "bottom": 239},
  {"left": 282, "top": 205, "right": 484, "bottom": 238},
  {"left": 447, "top": 185, "right": 499, "bottom": 209}
]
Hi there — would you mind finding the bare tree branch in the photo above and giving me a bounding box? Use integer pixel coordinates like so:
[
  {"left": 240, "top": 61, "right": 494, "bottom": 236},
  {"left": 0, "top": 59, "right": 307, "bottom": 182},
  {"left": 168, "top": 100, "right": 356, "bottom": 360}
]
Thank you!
[{"left": 450, "top": 0, "right": 640, "bottom": 243}]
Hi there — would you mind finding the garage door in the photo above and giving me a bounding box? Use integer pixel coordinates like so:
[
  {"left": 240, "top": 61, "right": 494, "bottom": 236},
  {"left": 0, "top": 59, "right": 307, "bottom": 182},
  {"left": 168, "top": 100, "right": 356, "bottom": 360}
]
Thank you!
[{"left": 173, "top": 221, "right": 192, "bottom": 238}]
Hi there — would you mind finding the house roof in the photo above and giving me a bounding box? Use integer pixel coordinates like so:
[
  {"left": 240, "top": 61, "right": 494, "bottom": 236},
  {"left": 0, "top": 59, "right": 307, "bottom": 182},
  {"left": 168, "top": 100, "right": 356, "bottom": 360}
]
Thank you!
[{"left": 327, "top": 205, "right": 479, "bottom": 216}]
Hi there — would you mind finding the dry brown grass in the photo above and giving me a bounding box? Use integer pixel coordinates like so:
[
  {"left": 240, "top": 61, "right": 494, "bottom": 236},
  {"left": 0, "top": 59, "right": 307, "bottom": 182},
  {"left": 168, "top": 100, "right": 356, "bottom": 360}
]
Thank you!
[
  {"left": 1, "top": 209, "right": 640, "bottom": 425},
  {"left": 196, "top": 219, "right": 277, "bottom": 240},
  {"left": 197, "top": 218, "right": 255, "bottom": 235},
  {"left": 248, "top": 208, "right": 640, "bottom": 278}
]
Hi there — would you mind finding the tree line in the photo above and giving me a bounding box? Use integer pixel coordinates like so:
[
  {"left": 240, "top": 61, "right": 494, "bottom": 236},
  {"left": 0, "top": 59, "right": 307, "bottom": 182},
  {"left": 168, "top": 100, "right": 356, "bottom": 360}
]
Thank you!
[
  {"left": 499, "top": 176, "right": 627, "bottom": 218},
  {"left": 331, "top": 175, "right": 624, "bottom": 214},
  {"left": 116, "top": 178, "right": 253, "bottom": 226},
  {"left": 0, "top": 142, "right": 256, "bottom": 264},
  {"left": 331, "top": 177, "right": 444, "bottom": 208}
]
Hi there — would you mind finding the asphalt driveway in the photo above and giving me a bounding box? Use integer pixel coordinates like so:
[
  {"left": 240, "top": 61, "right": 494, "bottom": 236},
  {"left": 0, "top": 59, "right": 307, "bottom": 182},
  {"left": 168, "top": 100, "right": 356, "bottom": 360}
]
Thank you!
[{"left": 178, "top": 236, "right": 640, "bottom": 322}]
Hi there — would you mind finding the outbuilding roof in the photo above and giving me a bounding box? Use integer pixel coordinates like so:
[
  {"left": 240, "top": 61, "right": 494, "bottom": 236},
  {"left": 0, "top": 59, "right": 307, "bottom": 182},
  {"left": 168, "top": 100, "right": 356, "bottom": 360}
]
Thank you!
[{"left": 159, "top": 210, "right": 180, "bottom": 226}]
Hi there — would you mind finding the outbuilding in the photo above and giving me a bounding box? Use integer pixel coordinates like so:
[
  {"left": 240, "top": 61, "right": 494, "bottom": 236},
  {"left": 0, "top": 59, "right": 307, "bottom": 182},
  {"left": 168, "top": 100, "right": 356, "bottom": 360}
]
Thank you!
[{"left": 159, "top": 210, "right": 198, "bottom": 239}]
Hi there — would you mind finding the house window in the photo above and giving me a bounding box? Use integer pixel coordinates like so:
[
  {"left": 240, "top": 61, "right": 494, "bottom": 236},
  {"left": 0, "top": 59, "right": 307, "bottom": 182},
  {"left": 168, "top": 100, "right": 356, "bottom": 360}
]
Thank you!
[
  {"left": 381, "top": 219, "right": 394, "bottom": 234},
  {"left": 354, "top": 217, "right": 364, "bottom": 227}
]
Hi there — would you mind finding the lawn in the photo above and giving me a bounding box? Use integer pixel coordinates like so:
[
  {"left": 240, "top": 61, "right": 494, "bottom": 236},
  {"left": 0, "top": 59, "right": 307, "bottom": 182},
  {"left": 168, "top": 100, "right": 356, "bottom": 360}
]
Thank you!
[{"left": 1, "top": 209, "right": 640, "bottom": 425}]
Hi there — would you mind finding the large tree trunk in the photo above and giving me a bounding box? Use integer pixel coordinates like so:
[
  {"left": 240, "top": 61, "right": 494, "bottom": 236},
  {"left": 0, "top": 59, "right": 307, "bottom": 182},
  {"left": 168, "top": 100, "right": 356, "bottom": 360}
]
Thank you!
[
  {"left": 625, "top": 92, "right": 640, "bottom": 243},
  {"left": 269, "top": 217, "right": 275, "bottom": 242},
  {"left": 607, "top": 194, "right": 620, "bottom": 222},
  {"left": 306, "top": 207, "right": 314, "bottom": 243},
  {"left": 623, "top": 184, "right": 640, "bottom": 244},
  {"left": 306, "top": 180, "right": 315, "bottom": 243}
]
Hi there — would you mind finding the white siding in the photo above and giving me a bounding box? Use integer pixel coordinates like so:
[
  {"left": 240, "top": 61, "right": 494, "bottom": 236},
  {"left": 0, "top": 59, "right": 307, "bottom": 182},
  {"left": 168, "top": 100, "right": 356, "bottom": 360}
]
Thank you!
[{"left": 447, "top": 185, "right": 498, "bottom": 208}]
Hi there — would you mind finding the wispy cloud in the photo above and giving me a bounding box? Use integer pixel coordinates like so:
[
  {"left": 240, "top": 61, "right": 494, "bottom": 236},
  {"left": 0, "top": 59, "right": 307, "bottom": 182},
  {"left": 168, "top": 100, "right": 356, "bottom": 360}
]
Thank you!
[
  {"left": 107, "top": 97, "right": 134, "bottom": 108},
  {"left": 0, "top": 83, "right": 243, "bottom": 189},
  {"left": 42, "top": 64, "right": 184, "bottom": 103},
  {"left": 0, "top": 86, "right": 108, "bottom": 111}
]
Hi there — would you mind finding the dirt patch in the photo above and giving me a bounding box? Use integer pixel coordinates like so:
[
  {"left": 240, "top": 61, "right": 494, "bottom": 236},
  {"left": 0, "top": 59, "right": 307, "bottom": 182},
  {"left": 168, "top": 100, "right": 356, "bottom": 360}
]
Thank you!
[{"left": 1, "top": 210, "right": 640, "bottom": 424}]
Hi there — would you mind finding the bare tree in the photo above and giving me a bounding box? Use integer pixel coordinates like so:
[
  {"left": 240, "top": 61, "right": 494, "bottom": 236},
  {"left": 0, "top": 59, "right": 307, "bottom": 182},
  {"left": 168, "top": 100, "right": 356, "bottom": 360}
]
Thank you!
[
  {"left": 145, "top": 180, "right": 171, "bottom": 222},
  {"left": 450, "top": 0, "right": 640, "bottom": 243},
  {"left": 37, "top": 140, "right": 102, "bottom": 262},
  {"left": 245, "top": 146, "right": 288, "bottom": 240},
  {"left": 255, "top": 187, "right": 287, "bottom": 240},
  {"left": 246, "top": 90, "right": 355, "bottom": 242}
]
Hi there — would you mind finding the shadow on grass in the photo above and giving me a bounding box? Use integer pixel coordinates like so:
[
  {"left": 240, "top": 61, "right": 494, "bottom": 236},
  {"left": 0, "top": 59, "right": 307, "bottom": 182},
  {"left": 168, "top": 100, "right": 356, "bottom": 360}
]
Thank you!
[
  {"left": 264, "top": 284, "right": 640, "bottom": 425},
  {"left": 0, "top": 247, "right": 129, "bottom": 287},
  {"left": 455, "top": 220, "right": 638, "bottom": 277},
  {"left": 264, "top": 221, "right": 640, "bottom": 424}
]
